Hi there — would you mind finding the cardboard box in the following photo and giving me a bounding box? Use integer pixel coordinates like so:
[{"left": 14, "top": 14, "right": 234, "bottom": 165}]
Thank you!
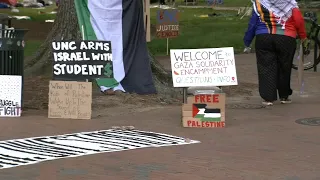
[{"left": 182, "top": 93, "right": 226, "bottom": 128}]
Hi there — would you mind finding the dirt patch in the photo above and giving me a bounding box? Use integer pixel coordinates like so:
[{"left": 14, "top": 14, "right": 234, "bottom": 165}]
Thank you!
[
  {"left": 22, "top": 76, "right": 257, "bottom": 113},
  {"left": 23, "top": 76, "right": 50, "bottom": 110},
  {"left": 22, "top": 62, "right": 257, "bottom": 114},
  {"left": 22, "top": 76, "right": 181, "bottom": 112},
  {"left": 155, "top": 55, "right": 172, "bottom": 70}
]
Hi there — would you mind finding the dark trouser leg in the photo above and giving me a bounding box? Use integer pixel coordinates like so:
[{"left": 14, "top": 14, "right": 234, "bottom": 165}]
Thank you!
[
  {"left": 274, "top": 35, "right": 297, "bottom": 98},
  {"left": 255, "top": 34, "right": 278, "bottom": 102}
]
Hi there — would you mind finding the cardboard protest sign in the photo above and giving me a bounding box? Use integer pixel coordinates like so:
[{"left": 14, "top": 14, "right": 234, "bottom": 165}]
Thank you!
[
  {"left": 48, "top": 81, "right": 92, "bottom": 119},
  {"left": 0, "top": 75, "right": 22, "bottom": 117},
  {"left": 52, "top": 40, "right": 113, "bottom": 81},
  {"left": 156, "top": 9, "right": 179, "bottom": 38},
  {"left": 182, "top": 93, "right": 226, "bottom": 128},
  {"left": 170, "top": 47, "right": 238, "bottom": 87}
]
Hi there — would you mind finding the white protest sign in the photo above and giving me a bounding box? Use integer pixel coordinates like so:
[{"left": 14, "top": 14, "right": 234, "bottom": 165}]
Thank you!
[
  {"left": 170, "top": 47, "right": 238, "bottom": 87},
  {"left": 0, "top": 75, "right": 22, "bottom": 117}
]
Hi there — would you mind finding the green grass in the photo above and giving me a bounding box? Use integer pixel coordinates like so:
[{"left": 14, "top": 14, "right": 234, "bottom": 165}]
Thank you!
[
  {"left": 2, "top": 6, "right": 57, "bottom": 56},
  {"left": 220, "top": 0, "right": 250, "bottom": 7},
  {"left": 147, "top": 8, "right": 248, "bottom": 55},
  {"left": 1, "top": 6, "right": 56, "bottom": 22},
  {"left": 147, "top": 8, "right": 320, "bottom": 56},
  {"left": 154, "top": 0, "right": 250, "bottom": 7},
  {"left": 19, "top": 6, "right": 320, "bottom": 57},
  {"left": 185, "top": 0, "right": 250, "bottom": 7},
  {"left": 24, "top": 40, "right": 43, "bottom": 57},
  {"left": 21, "top": 7, "right": 248, "bottom": 57}
]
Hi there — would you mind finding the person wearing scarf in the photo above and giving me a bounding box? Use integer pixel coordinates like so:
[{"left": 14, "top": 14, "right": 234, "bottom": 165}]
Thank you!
[{"left": 243, "top": 0, "right": 307, "bottom": 106}]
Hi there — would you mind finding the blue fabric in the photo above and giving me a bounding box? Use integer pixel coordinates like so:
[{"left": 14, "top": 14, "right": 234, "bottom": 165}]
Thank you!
[
  {"left": 217, "top": 0, "right": 223, "bottom": 4},
  {"left": 243, "top": 11, "right": 259, "bottom": 47},
  {"left": 207, "top": 0, "right": 223, "bottom": 5},
  {"left": 0, "top": 3, "right": 10, "bottom": 8},
  {"left": 243, "top": 3, "right": 280, "bottom": 47}
]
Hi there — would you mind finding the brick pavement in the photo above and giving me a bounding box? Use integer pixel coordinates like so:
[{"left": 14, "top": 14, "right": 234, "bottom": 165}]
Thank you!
[{"left": 0, "top": 53, "right": 319, "bottom": 180}]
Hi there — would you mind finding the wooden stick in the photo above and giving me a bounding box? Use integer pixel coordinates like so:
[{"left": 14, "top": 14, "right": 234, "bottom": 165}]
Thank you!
[
  {"left": 166, "top": 38, "right": 169, "bottom": 55},
  {"left": 182, "top": 87, "right": 187, "bottom": 103}
]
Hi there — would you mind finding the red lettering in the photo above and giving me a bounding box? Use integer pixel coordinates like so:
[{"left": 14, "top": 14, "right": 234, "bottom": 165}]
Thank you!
[
  {"left": 213, "top": 94, "right": 219, "bottom": 103},
  {"left": 205, "top": 122, "right": 210, "bottom": 127},
  {"left": 216, "top": 122, "right": 221, "bottom": 127},
  {"left": 221, "top": 122, "right": 225, "bottom": 127},
  {"left": 206, "top": 95, "right": 211, "bottom": 102},
  {"left": 156, "top": 31, "right": 178, "bottom": 38},
  {"left": 200, "top": 95, "right": 205, "bottom": 102},
  {"left": 201, "top": 121, "right": 210, "bottom": 127},
  {"left": 186, "top": 121, "right": 225, "bottom": 128},
  {"left": 191, "top": 120, "right": 197, "bottom": 127},
  {"left": 195, "top": 95, "right": 200, "bottom": 102},
  {"left": 194, "top": 94, "right": 220, "bottom": 103}
]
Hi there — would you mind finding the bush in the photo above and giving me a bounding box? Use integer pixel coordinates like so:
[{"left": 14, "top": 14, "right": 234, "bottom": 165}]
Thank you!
[{"left": 150, "top": 0, "right": 158, "bottom": 3}]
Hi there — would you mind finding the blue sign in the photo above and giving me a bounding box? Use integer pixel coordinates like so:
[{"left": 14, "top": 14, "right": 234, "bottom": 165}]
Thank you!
[{"left": 156, "top": 9, "right": 179, "bottom": 24}]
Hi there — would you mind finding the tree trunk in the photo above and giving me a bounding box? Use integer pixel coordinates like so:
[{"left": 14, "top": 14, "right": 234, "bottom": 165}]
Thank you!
[
  {"left": 24, "top": 0, "right": 80, "bottom": 75},
  {"left": 24, "top": 0, "right": 175, "bottom": 96}
]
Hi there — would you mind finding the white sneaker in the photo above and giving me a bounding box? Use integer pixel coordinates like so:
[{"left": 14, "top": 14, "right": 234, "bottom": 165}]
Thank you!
[
  {"left": 262, "top": 101, "right": 273, "bottom": 106},
  {"left": 280, "top": 98, "right": 292, "bottom": 104}
]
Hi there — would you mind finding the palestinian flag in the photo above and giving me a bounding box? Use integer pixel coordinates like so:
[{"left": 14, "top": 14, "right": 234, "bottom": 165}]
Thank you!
[
  {"left": 74, "top": 0, "right": 156, "bottom": 94},
  {"left": 192, "top": 104, "right": 221, "bottom": 122}
]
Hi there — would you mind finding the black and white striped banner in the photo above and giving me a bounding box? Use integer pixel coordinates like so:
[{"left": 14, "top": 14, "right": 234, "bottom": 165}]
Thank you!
[{"left": 0, "top": 129, "right": 200, "bottom": 169}]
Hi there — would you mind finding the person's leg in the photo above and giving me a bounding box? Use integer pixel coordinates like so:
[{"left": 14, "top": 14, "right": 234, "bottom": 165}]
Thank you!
[
  {"left": 255, "top": 34, "right": 278, "bottom": 104},
  {"left": 274, "top": 35, "right": 296, "bottom": 103}
]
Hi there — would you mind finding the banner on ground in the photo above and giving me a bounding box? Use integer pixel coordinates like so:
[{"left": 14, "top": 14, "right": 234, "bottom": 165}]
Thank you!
[
  {"left": 51, "top": 40, "right": 113, "bottom": 81},
  {"left": 170, "top": 47, "right": 238, "bottom": 87}
]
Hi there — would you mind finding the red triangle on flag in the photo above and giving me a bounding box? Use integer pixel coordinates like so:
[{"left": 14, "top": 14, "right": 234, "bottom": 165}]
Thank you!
[{"left": 192, "top": 104, "right": 199, "bottom": 117}]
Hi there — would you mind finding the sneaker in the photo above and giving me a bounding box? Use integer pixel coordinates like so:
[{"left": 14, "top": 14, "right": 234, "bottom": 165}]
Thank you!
[
  {"left": 280, "top": 98, "right": 292, "bottom": 104},
  {"left": 262, "top": 101, "right": 273, "bottom": 106}
]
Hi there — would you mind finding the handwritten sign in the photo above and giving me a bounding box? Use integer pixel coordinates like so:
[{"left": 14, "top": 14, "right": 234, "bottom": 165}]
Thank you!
[
  {"left": 48, "top": 81, "right": 92, "bottom": 119},
  {"left": 170, "top": 47, "right": 238, "bottom": 87},
  {"left": 52, "top": 40, "right": 113, "bottom": 81},
  {"left": 182, "top": 93, "right": 226, "bottom": 128},
  {"left": 0, "top": 75, "right": 22, "bottom": 117},
  {"left": 156, "top": 9, "right": 179, "bottom": 38}
]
